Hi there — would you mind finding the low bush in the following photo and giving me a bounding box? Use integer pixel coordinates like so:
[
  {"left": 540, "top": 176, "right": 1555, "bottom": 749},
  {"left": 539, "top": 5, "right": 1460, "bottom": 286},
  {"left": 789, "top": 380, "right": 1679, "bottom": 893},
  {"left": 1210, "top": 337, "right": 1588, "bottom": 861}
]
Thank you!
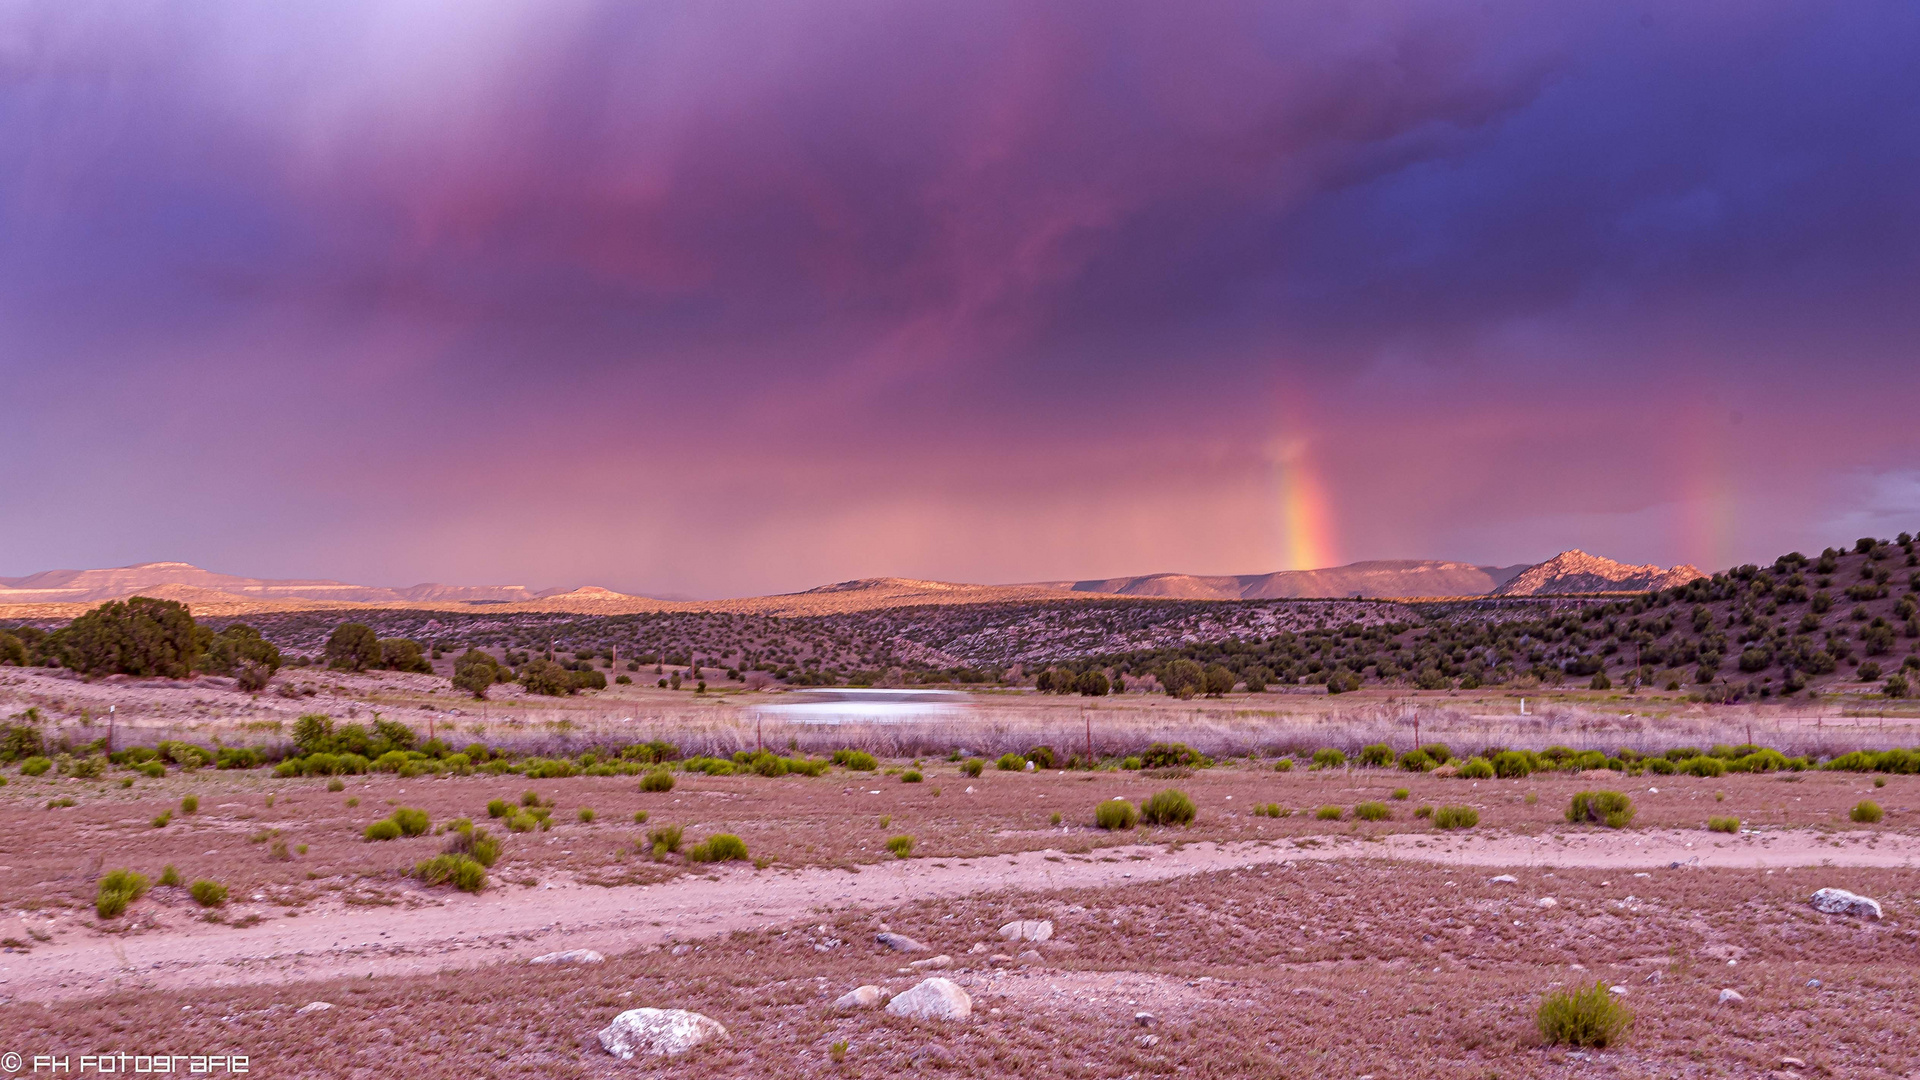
[
  {"left": 1025, "top": 746, "right": 1057, "bottom": 769},
  {"left": 1358, "top": 743, "right": 1393, "bottom": 767},
  {"left": 1271, "top": 758, "right": 1293, "bottom": 772},
  {"left": 1398, "top": 749, "right": 1434, "bottom": 772},
  {"left": 1851, "top": 800, "right": 1884, "bottom": 824},
  {"left": 686, "top": 833, "right": 749, "bottom": 863},
  {"left": 901, "top": 769, "right": 923, "bottom": 783},
  {"left": 1536, "top": 981, "right": 1631, "bottom": 1048},
  {"left": 414, "top": 853, "right": 487, "bottom": 892},
  {"left": 442, "top": 826, "right": 502, "bottom": 867},
  {"left": 1414, "top": 804, "right": 1434, "bottom": 819},
  {"left": 364, "top": 819, "right": 403, "bottom": 841},
  {"left": 180, "top": 795, "right": 198, "bottom": 813},
  {"left": 521, "top": 789, "right": 543, "bottom": 806},
  {"left": 96, "top": 869, "right": 150, "bottom": 918},
  {"left": 1315, "top": 804, "right": 1344, "bottom": 821},
  {"left": 1457, "top": 757, "right": 1495, "bottom": 779},
  {"left": 326, "top": 778, "right": 345, "bottom": 791},
  {"left": 487, "top": 798, "right": 510, "bottom": 818},
  {"left": 577, "top": 807, "right": 596, "bottom": 823},
  {"left": 1493, "top": 750, "right": 1533, "bottom": 778},
  {"left": 960, "top": 758, "right": 984, "bottom": 777},
  {"left": 158, "top": 864, "right": 182, "bottom": 887},
  {"left": 20, "top": 756, "right": 51, "bottom": 776},
  {"left": 886, "top": 834, "right": 915, "bottom": 858},
  {"left": 632, "top": 810, "right": 649, "bottom": 824},
  {"left": 1095, "top": 799, "right": 1138, "bottom": 830},
  {"left": 151, "top": 810, "right": 172, "bottom": 828},
  {"left": 648, "top": 824, "right": 684, "bottom": 855},
  {"left": 1567, "top": 791, "right": 1635, "bottom": 828},
  {"left": 640, "top": 768, "right": 675, "bottom": 792},
  {"left": 1433, "top": 805, "right": 1479, "bottom": 830},
  {"left": 1681, "top": 756, "right": 1727, "bottom": 778},
  {"left": 1354, "top": 801, "right": 1390, "bottom": 821},
  {"left": 1707, "top": 816, "right": 1740, "bottom": 833},
  {"left": 392, "top": 807, "right": 430, "bottom": 836},
  {"left": 833, "top": 749, "right": 879, "bottom": 771},
  {"left": 996, "top": 752, "right": 1026, "bottom": 771},
  {"left": 1140, "top": 788, "right": 1197, "bottom": 826},
  {"left": 1391, "top": 788, "right": 1410, "bottom": 800},
  {"left": 189, "top": 879, "right": 228, "bottom": 907},
  {"left": 1138, "top": 742, "right": 1208, "bottom": 769},
  {"left": 1310, "top": 747, "right": 1346, "bottom": 770}
]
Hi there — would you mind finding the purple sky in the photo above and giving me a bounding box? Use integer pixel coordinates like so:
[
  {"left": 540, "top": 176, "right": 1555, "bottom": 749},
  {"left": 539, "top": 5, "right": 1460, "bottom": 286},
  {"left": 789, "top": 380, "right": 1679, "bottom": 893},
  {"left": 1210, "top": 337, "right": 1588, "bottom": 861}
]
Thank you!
[{"left": 3, "top": 1, "right": 1919, "bottom": 597}]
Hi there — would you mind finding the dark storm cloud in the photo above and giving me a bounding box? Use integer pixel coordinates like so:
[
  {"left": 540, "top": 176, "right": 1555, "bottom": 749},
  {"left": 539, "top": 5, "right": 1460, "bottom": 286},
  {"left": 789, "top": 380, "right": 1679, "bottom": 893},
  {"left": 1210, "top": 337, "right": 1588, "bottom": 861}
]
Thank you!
[{"left": 1, "top": 1, "right": 1916, "bottom": 594}]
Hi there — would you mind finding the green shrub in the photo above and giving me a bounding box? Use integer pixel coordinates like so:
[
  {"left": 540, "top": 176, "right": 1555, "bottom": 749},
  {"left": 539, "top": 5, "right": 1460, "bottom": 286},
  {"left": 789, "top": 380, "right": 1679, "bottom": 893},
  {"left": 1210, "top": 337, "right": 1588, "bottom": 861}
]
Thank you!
[
  {"left": 1122, "top": 756, "right": 1143, "bottom": 770},
  {"left": 1310, "top": 747, "right": 1346, "bottom": 770},
  {"left": 1414, "top": 804, "right": 1434, "bottom": 819},
  {"left": 1048, "top": 811, "right": 1062, "bottom": 826},
  {"left": 1458, "top": 757, "right": 1495, "bottom": 779},
  {"left": 648, "top": 824, "right": 684, "bottom": 854},
  {"left": 1493, "top": 750, "right": 1533, "bottom": 778},
  {"left": 505, "top": 812, "right": 537, "bottom": 833},
  {"left": 996, "top": 752, "right": 1026, "bottom": 771},
  {"left": 833, "top": 749, "right": 879, "bottom": 771},
  {"left": 632, "top": 810, "right": 650, "bottom": 824},
  {"left": 1536, "top": 981, "right": 1631, "bottom": 1048},
  {"left": 521, "top": 789, "right": 542, "bottom": 806},
  {"left": 1644, "top": 757, "right": 1676, "bottom": 775},
  {"left": 151, "top": 809, "right": 172, "bottom": 828},
  {"left": 960, "top": 758, "right": 984, "bottom": 777},
  {"left": 639, "top": 767, "right": 675, "bottom": 793},
  {"left": 364, "top": 818, "right": 403, "bottom": 841},
  {"left": 886, "top": 834, "right": 915, "bottom": 858},
  {"left": 577, "top": 807, "right": 596, "bottom": 823},
  {"left": 1140, "top": 788, "right": 1197, "bottom": 826},
  {"left": 1707, "top": 816, "right": 1740, "bottom": 833},
  {"left": 1851, "top": 800, "right": 1884, "bottom": 824},
  {"left": 1095, "top": 799, "right": 1138, "bottom": 830},
  {"left": 1025, "top": 746, "right": 1057, "bottom": 769},
  {"left": 189, "top": 879, "right": 228, "bottom": 907},
  {"left": 20, "top": 756, "right": 51, "bottom": 776},
  {"left": 95, "top": 869, "right": 150, "bottom": 918},
  {"left": 1391, "top": 788, "right": 1410, "bottom": 800},
  {"left": 1354, "top": 801, "right": 1390, "bottom": 821},
  {"left": 1398, "top": 749, "right": 1434, "bottom": 772},
  {"left": 1358, "top": 743, "right": 1393, "bottom": 768},
  {"left": 1433, "top": 805, "right": 1479, "bottom": 830},
  {"left": 180, "top": 794, "right": 198, "bottom": 813},
  {"left": 1424, "top": 743, "right": 1453, "bottom": 764},
  {"left": 487, "top": 798, "right": 510, "bottom": 818},
  {"left": 1315, "top": 805, "right": 1344, "bottom": 821},
  {"left": 414, "top": 854, "right": 487, "bottom": 892},
  {"left": 158, "top": 864, "right": 183, "bottom": 887},
  {"left": 1682, "top": 756, "right": 1726, "bottom": 778},
  {"left": 1271, "top": 758, "right": 1293, "bottom": 772},
  {"left": 392, "top": 807, "right": 430, "bottom": 836},
  {"left": 139, "top": 761, "right": 166, "bottom": 778},
  {"left": 326, "top": 777, "right": 345, "bottom": 791},
  {"left": 901, "top": 769, "right": 923, "bottom": 783},
  {"left": 1567, "top": 791, "right": 1635, "bottom": 828},
  {"left": 1138, "top": 742, "right": 1207, "bottom": 769},
  {"left": 686, "top": 833, "right": 749, "bottom": 863}
]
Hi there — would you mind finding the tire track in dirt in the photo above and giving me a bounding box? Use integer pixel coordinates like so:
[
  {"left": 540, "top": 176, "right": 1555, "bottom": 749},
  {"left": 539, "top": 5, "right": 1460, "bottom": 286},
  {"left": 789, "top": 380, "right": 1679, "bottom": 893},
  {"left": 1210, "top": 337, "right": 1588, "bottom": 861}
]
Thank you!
[{"left": 4, "top": 828, "right": 1912, "bottom": 1002}]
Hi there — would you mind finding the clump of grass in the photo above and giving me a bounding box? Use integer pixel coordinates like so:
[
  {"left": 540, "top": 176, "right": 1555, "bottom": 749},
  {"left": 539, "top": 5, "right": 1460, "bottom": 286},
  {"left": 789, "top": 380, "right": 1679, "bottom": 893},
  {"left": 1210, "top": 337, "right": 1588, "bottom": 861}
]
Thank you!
[
  {"left": 1310, "top": 748, "right": 1346, "bottom": 770},
  {"left": 830, "top": 1040, "right": 848, "bottom": 1062},
  {"left": 1433, "top": 805, "right": 1479, "bottom": 830},
  {"left": 686, "top": 833, "right": 749, "bottom": 863},
  {"left": 1314, "top": 805, "right": 1343, "bottom": 821},
  {"left": 95, "top": 869, "right": 150, "bottom": 918},
  {"left": 1523, "top": 791, "right": 1537, "bottom": 805},
  {"left": 1851, "top": 800, "right": 1884, "bottom": 824},
  {"left": 1256, "top": 802, "right": 1287, "bottom": 817},
  {"left": 901, "top": 769, "right": 923, "bottom": 783},
  {"left": 269, "top": 837, "right": 291, "bottom": 861},
  {"left": 1414, "top": 804, "right": 1435, "bottom": 819},
  {"left": 1707, "top": 816, "right": 1740, "bottom": 833},
  {"left": 960, "top": 759, "right": 983, "bottom": 777},
  {"left": 159, "top": 864, "right": 183, "bottom": 887},
  {"left": 392, "top": 807, "right": 430, "bottom": 836},
  {"left": 521, "top": 790, "right": 542, "bottom": 807},
  {"left": 1391, "top": 788, "right": 1410, "bottom": 800},
  {"left": 640, "top": 768, "right": 675, "bottom": 793},
  {"left": 1567, "top": 791, "right": 1635, "bottom": 828},
  {"left": 189, "top": 879, "right": 228, "bottom": 907},
  {"left": 505, "top": 812, "right": 538, "bottom": 833},
  {"left": 1353, "top": 801, "right": 1390, "bottom": 821},
  {"left": 1048, "top": 810, "right": 1061, "bottom": 825},
  {"left": 996, "top": 752, "right": 1026, "bottom": 771},
  {"left": 578, "top": 807, "right": 597, "bottom": 823},
  {"left": 886, "top": 834, "right": 915, "bottom": 858},
  {"left": 47, "top": 797, "right": 75, "bottom": 809},
  {"left": 633, "top": 810, "right": 650, "bottom": 824},
  {"left": 180, "top": 795, "right": 198, "bottom": 814},
  {"left": 486, "top": 799, "right": 510, "bottom": 818},
  {"left": 647, "top": 824, "right": 684, "bottom": 860},
  {"left": 1095, "top": 799, "right": 1138, "bottom": 830},
  {"left": 1873, "top": 776, "right": 1886, "bottom": 789},
  {"left": 326, "top": 778, "right": 345, "bottom": 792},
  {"left": 1140, "top": 788, "right": 1196, "bottom": 826},
  {"left": 345, "top": 796, "right": 359, "bottom": 808},
  {"left": 151, "top": 809, "right": 172, "bottom": 828},
  {"left": 1457, "top": 757, "right": 1495, "bottom": 779},
  {"left": 414, "top": 853, "right": 487, "bottom": 893},
  {"left": 364, "top": 818, "right": 403, "bottom": 841},
  {"left": 832, "top": 749, "right": 879, "bottom": 771},
  {"left": 1272, "top": 758, "right": 1293, "bottom": 772},
  {"left": 1536, "top": 981, "right": 1631, "bottom": 1048},
  {"left": 442, "top": 825, "right": 502, "bottom": 867}
]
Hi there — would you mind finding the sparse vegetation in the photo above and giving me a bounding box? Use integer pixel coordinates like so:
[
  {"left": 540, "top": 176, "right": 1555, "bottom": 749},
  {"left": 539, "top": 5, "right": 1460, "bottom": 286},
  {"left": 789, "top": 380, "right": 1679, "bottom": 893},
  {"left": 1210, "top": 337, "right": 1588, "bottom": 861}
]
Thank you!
[
  {"left": 95, "top": 869, "right": 150, "bottom": 918},
  {"left": 1140, "top": 788, "right": 1196, "bottom": 826},
  {"left": 1095, "top": 798, "right": 1138, "bottom": 830},
  {"left": 1536, "top": 981, "right": 1631, "bottom": 1048},
  {"left": 1315, "top": 804, "right": 1343, "bottom": 821},
  {"left": 885, "top": 834, "right": 915, "bottom": 858},
  {"left": 189, "top": 879, "right": 228, "bottom": 907},
  {"left": 685, "top": 833, "right": 749, "bottom": 863},
  {"left": 1567, "top": 791, "right": 1635, "bottom": 828},
  {"left": 1707, "top": 816, "right": 1740, "bottom": 833},
  {"left": 1354, "top": 801, "right": 1390, "bottom": 821},
  {"left": 1433, "top": 805, "right": 1479, "bottom": 829},
  {"left": 1851, "top": 800, "right": 1884, "bottom": 823}
]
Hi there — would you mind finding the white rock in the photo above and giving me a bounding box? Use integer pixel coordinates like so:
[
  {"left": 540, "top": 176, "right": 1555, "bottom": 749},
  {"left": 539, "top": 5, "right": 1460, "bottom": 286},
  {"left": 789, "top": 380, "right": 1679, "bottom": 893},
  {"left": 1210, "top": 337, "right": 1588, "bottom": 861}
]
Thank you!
[
  {"left": 997, "top": 919, "right": 1054, "bottom": 942},
  {"left": 885, "top": 977, "right": 972, "bottom": 1021},
  {"left": 1809, "top": 888, "right": 1883, "bottom": 920},
  {"left": 1535, "top": 898, "right": 1558, "bottom": 908},
  {"left": 295, "top": 1001, "right": 333, "bottom": 1015},
  {"left": 834, "top": 985, "right": 883, "bottom": 1008},
  {"left": 1607, "top": 985, "right": 1628, "bottom": 996},
  {"left": 530, "top": 949, "right": 604, "bottom": 965},
  {"left": 1488, "top": 875, "right": 1518, "bottom": 884},
  {"left": 876, "top": 932, "right": 928, "bottom": 952},
  {"left": 597, "top": 1008, "right": 729, "bottom": 1058},
  {"left": 1717, "top": 988, "right": 1744, "bottom": 1005},
  {"left": 909, "top": 954, "right": 953, "bottom": 970}
]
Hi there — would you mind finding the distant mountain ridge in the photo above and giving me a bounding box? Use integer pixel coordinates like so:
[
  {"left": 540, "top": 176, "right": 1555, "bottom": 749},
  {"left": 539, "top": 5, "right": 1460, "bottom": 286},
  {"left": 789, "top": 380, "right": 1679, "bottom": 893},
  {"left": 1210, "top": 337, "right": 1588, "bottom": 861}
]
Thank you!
[
  {"left": 1492, "top": 550, "right": 1705, "bottom": 596},
  {"left": 1045, "top": 560, "right": 1530, "bottom": 600},
  {"left": 0, "top": 562, "right": 556, "bottom": 606}
]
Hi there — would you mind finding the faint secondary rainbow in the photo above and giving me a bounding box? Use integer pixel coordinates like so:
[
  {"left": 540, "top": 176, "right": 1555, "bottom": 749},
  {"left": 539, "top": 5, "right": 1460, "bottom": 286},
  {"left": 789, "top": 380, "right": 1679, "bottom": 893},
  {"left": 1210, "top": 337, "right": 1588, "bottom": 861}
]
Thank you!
[{"left": 1673, "top": 399, "right": 1739, "bottom": 570}]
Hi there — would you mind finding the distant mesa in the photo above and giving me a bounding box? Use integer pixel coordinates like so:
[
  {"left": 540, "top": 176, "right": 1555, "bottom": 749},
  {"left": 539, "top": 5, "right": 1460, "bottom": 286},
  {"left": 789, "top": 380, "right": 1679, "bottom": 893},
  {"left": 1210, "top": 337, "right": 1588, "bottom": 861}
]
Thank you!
[
  {"left": 1490, "top": 550, "right": 1705, "bottom": 596},
  {"left": 1043, "top": 560, "right": 1531, "bottom": 600}
]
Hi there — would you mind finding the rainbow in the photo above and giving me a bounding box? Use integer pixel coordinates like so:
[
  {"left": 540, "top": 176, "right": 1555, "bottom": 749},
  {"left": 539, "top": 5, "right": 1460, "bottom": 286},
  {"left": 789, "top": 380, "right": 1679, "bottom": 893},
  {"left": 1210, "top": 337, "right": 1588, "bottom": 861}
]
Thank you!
[{"left": 1268, "top": 431, "right": 1336, "bottom": 571}]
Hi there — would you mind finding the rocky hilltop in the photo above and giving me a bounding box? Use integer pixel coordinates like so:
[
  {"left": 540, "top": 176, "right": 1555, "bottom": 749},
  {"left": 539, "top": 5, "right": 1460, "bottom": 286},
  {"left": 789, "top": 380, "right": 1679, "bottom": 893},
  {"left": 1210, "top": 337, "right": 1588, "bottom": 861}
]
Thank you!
[{"left": 1492, "top": 550, "right": 1704, "bottom": 596}]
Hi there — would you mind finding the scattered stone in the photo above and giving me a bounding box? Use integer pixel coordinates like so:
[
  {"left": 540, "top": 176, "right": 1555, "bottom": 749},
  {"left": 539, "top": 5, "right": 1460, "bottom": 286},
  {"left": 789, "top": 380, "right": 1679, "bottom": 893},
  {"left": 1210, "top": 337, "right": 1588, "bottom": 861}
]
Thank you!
[
  {"left": 1134, "top": 1011, "right": 1158, "bottom": 1027},
  {"left": 909, "top": 954, "right": 954, "bottom": 970},
  {"left": 1535, "top": 898, "right": 1558, "bottom": 908},
  {"left": 1806, "top": 979, "right": 1822, "bottom": 989},
  {"left": 987, "top": 953, "right": 1015, "bottom": 966},
  {"left": 1488, "top": 875, "right": 1518, "bottom": 884},
  {"left": 1644, "top": 971, "right": 1664, "bottom": 984},
  {"left": 1809, "top": 888, "right": 1883, "bottom": 920},
  {"left": 834, "top": 985, "right": 883, "bottom": 1009},
  {"left": 1134, "top": 1034, "right": 1160, "bottom": 1048},
  {"left": 597, "top": 1008, "right": 729, "bottom": 1058},
  {"left": 1779, "top": 1058, "right": 1806, "bottom": 1069},
  {"left": 967, "top": 942, "right": 989, "bottom": 954},
  {"left": 885, "top": 978, "right": 972, "bottom": 1022},
  {"left": 877, "top": 932, "right": 929, "bottom": 953},
  {"left": 530, "top": 949, "right": 604, "bottom": 965},
  {"left": 670, "top": 944, "right": 692, "bottom": 956},
  {"left": 909, "top": 1045, "right": 957, "bottom": 1069},
  {"left": 1607, "top": 985, "right": 1628, "bottom": 996},
  {"left": 1016, "top": 950, "right": 1043, "bottom": 964},
  {"left": 998, "top": 919, "right": 1054, "bottom": 943},
  {"left": 295, "top": 1001, "right": 333, "bottom": 1015},
  {"left": 1718, "top": 989, "right": 1744, "bottom": 1005}
]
